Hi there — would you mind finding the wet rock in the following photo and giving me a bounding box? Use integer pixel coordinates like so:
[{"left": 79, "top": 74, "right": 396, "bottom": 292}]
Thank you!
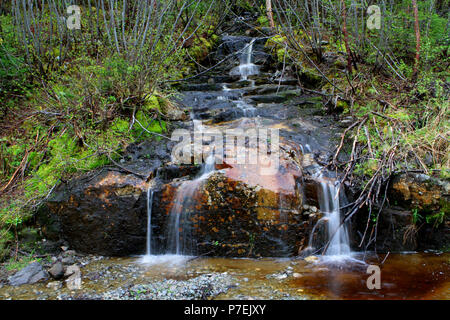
[
  {"left": 227, "top": 80, "right": 253, "bottom": 89},
  {"left": 65, "top": 265, "right": 82, "bottom": 290},
  {"left": 151, "top": 140, "right": 315, "bottom": 257},
  {"left": 61, "top": 256, "right": 75, "bottom": 265},
  {"left": 66, "top": 274, "right": 82, "bottom": 291},
  {"left": 48, "top": 262, "right": 64, "bottom": 280},
  {"left": 243, "top": 84, "right": 297, "bottom": 96},
  {"left": 371, "top": 208, "right": 417, "bottom": 252},
  {"left": 65, "top": 250, "right": 76, "bottom": 256},
  {"left": 178, "top": 83, "right": 223, "bottom": 91},
  {"left": 8, "top": 262, "right": 49, "bottom": 286},
  {"left": 45, "top": 170, "right": 149, "bottom": 256},
  {"left": 64, "top": 265, "right": 80, "bottom": 277},
  {"left": 299, "top": 69, "right": 324, "bottom": 89},
  {"left": 248, "top": 94, "right": 289, "bottom": 103},
  {"left": 212, "top": 109, "right": 244, "bottom": 123},
  {"left": 161, "top": 101, "right": 188, "bottom": 121},
  {"left": 375, "top": 173, "right": 450, "bottom": 251}
]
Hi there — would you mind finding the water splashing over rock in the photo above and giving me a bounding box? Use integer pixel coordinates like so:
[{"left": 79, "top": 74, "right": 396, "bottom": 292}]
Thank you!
[{"left": 230, "top": 38, "right": 259, "bottom": 81}]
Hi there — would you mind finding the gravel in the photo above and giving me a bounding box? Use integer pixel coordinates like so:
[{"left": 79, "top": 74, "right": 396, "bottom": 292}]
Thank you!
[{"left": 58, "top": 273, "right": 234, "bottom": 300}]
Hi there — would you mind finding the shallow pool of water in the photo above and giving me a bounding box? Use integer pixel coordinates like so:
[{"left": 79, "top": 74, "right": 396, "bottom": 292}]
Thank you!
[{"left": 0, "top": 252, "right": 448, "bottom": 300}]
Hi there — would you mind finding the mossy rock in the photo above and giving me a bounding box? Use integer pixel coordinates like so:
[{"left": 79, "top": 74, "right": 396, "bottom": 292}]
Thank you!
[{"left": 299, "top": 69, "right": 324, "bottom": 89}]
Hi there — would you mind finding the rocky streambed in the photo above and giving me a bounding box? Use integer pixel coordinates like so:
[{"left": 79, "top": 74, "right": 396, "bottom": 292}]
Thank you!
[{"left": 1, "top": 251, "right": 449, "bottom": 300}]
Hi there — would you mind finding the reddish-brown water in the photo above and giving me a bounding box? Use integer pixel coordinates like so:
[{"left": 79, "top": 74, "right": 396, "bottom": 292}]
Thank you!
[
  {"left": 0, "top": 252, "right": 448, "bottom": 300},
  {"left": 287, "top": 253, "right": 450, "bottom": 300}
]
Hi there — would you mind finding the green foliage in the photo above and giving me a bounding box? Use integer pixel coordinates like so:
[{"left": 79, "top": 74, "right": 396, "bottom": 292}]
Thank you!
[
  {"left": 257, "top": 15, "right": 270, "bottom": 27},
  {"left": 0, "top": 16, "right": 32, "bottom": 116},
  {"left": 5, "top": 253, "right": 42, "bottom": 272},
  {"left": 412, "top": 208, "right": 423, "bottom": 225},
  {"left": 425, "top": 211, "right": 446, "bottom": 228},
  {"left": 0, "top": 230, "right": 14, "bottom": 261}
]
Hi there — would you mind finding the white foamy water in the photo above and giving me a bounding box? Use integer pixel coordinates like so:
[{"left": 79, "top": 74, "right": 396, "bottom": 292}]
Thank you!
[
  {"left": 306, "top": 168, "right": 352, "bottom": 259},
  {"left": 230, "top": 39, "right": 259, "bottom": 80},
  {"left": 139, "top": 254, "right": 191, "bottom": 266},
  {"left": 167, "top": 153, "right": 216, "bottom": 255}
]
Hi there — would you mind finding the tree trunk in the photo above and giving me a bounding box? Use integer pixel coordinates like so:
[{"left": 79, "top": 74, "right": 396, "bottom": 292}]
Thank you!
[{"left": 266, "top": 0, "right": 275, "bottom": 29}]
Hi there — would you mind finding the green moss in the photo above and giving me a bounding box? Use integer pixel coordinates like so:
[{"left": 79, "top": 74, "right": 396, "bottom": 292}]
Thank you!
[
  {"left": 299, "top": 68, "right": 324, "bottom": 89},
  {"left": 257, "top": 15, "right": 269, "bottom": 27},
  {"left": 143, "top": 94, "right": 161, "bottom": 112},
  {"left": 265, "top": 35, "right": 287, "bottom": 48},
  {"left": 133, "top": 110, "right": 166, "bottom": 139},
  {"left": 354, "top": 159, "right": 379, "bottom": 176},
  {"left": 24, "top": 130, "right": 110, "bottom": 199}
]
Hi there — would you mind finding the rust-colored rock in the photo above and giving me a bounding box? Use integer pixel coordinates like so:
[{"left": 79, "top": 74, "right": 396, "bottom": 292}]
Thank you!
[
  {"left": 151, "top": 142, "right": 317, "bottom": 257},
  {"left": 389, "top": 173, "right": 449, "bottom": 213}
]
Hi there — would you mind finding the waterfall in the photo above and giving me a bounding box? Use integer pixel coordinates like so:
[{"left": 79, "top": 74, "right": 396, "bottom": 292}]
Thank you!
[
  {"left": 317, "top": 177, "right": 351, "bottom": 256},
  {"left": 307, "top": 170, "right": 351, "bottom": 257},
  {"left": 166, "top": 154, "right": 216, "bottom": 255},
  {"left": 230, "top": 38, "right": 259, "bottom": 81},
  {"left": 146, "top": 188, "right": 154, "bottom": 255},
  {"left": 141, "top": 155, "right": 215, "bottom": 264}
]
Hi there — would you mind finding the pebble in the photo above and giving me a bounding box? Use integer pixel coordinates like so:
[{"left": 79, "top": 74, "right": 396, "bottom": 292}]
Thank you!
[
  {"left": 47, "top": 281, "right": 63, "bottom": 290},
  {"left": 304, "top": 256, "right": 319, "bottom": 263}
]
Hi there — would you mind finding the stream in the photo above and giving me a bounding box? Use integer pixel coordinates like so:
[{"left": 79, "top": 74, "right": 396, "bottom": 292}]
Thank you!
[
  {"left": 1, "top": 32, "right": 448, "bottom": 301},
  {"left": 0, "top": 253, "right": 448, "bottom": 300}
]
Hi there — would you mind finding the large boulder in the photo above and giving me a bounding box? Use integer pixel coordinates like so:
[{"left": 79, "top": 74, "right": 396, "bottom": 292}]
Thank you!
[
  {"left": 353, "top": 173, "right": 450, "bottom": 252},
  {"left": 46, "top": 170, "right": 150, "bottom": 256},
  {"left": 150, "top": 141, "right": 317, "bottom": 257},
  {"left": 389, "top": 173, "right": 449, "bottom": 213}
]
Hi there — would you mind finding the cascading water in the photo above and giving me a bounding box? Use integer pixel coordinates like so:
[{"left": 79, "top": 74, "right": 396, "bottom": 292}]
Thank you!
[
  {"left": 317, "top": 176, "right": 351, "bottom": 256},
  {"left": 306, "top": 169, "right": 352, "bottom": 258},
  {"left": 141, "top": 154, "right": 216, "bottom": 264},
  {"left": 166, "top": 154, "right": 216, "bottom": 255},
  {"left": 230, "top": 38, "right": 259, "bottom": 81},
  {"left": 146, "top": 188, "right": 154, "bottom": 256}
]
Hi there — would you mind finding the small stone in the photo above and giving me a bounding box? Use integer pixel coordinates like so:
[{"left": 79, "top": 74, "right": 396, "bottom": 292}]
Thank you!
[
  {"left": 302, "top": 204, "right": 310, "bottom": 210},
  {"left": 64, "top": 265, "right": 81, "bottom": 277},
  {"left": 61, "top": 246, "right": 68, "bottom": 252},
  {"left": 275, "top": 274, "right": 287, "bottom": 280},
  {"left": 66, "top": 273, "right": 82, "bottom": 290},
  {"left": 310, "top": 206, "right": 317, "bottom": 213},
  {"left": 65, "top": 265, "right": 82, "bottom": 290},
  {"left": 48, "top": 262, "right": 64, "bottom": 280},
  {"left": 47, "top": 281, "right": 63, "bottom": 290},
  {"left": 61, "top": 256, "right": 75, "bottom": 265},
  {"left": 293, "top": 273, "right": 302, "bottom": 278}
]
